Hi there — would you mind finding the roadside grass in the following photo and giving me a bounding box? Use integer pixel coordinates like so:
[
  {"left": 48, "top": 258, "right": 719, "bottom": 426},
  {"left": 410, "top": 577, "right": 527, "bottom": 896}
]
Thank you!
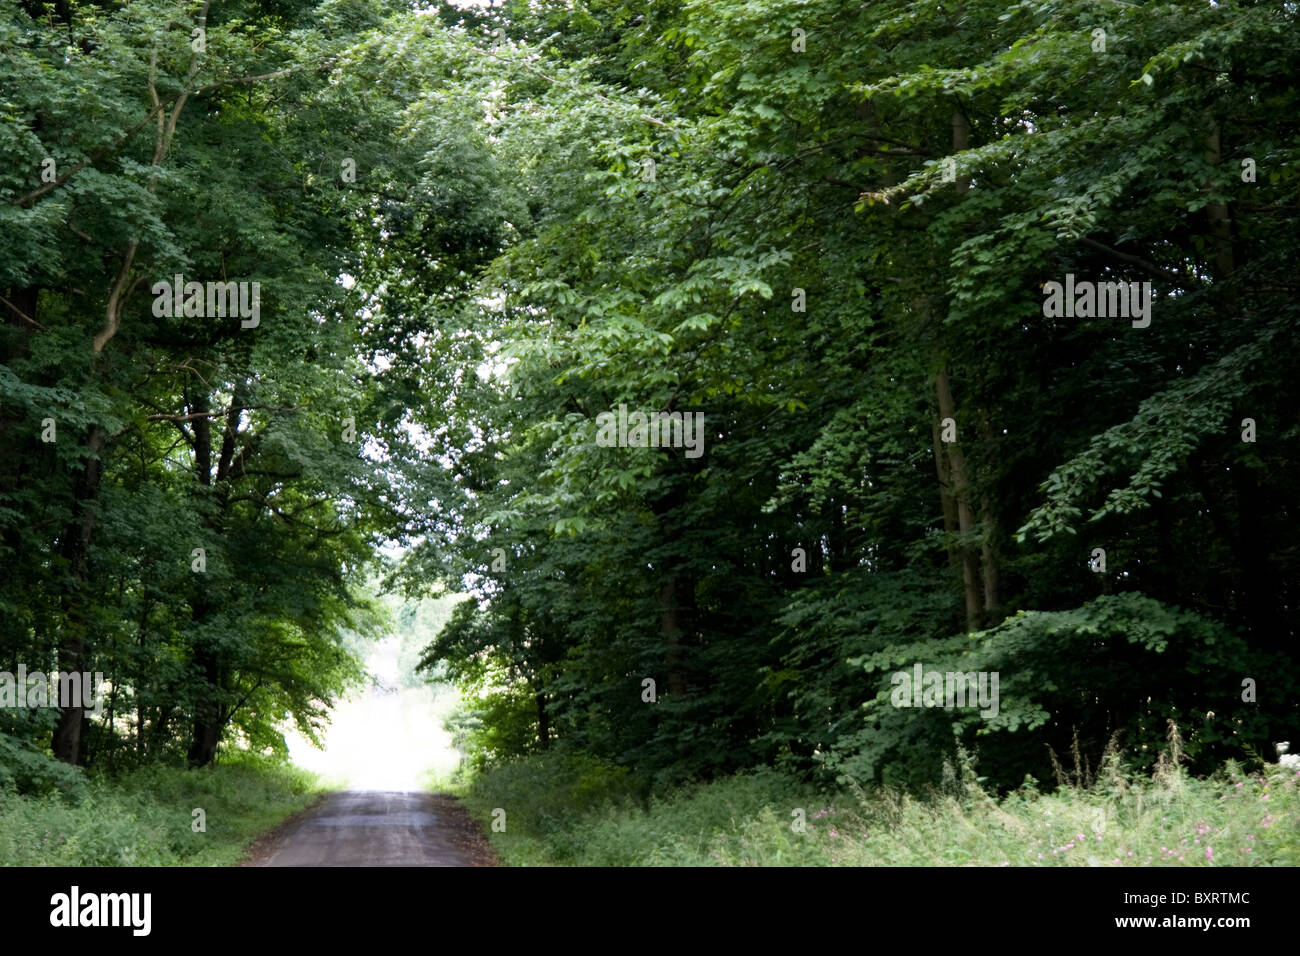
[
  {"left": 0, "top": 752, "right": 321, "bottom": 866},
  {"left": 456, "top": 744, "right": 1300, "bottom": 867}
]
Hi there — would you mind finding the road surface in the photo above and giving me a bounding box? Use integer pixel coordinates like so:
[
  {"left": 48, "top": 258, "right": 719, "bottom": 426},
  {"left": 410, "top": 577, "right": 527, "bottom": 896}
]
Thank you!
[{"left": 244, "top": 791, "right": 499, "bottom": 867}]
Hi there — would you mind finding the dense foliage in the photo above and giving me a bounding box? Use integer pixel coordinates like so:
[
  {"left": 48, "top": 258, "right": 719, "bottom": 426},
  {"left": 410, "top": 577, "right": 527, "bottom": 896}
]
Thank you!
[
  {"left": 407, "top": 0, "right": 1300, "bottom": 792},
  {"left": 2, "top": 0, "right": 1297, "bottom": 799},
  {"left": 0, "top": 0, "right": 458, "bottom": 772}
]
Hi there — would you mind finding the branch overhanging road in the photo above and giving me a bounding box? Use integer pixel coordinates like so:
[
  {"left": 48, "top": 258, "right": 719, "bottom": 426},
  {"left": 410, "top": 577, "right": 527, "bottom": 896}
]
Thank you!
[{"left": 244, "top": 791, "right": 500, "bottom": 867}]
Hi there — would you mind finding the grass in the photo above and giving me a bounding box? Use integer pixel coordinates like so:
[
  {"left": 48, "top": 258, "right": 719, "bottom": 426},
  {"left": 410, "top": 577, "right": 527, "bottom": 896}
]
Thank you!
[
  {"left": 0, "top": 751, "right": 322, "bottom": 866},
  {"left": 454, "top": 741, "right": 1300, "bottom": 867}
]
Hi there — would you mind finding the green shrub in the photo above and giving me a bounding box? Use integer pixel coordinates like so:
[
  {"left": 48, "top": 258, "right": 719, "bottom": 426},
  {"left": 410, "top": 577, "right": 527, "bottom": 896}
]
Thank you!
[{"left": 0, "top": 732, "right": 86, "bottom": 799}]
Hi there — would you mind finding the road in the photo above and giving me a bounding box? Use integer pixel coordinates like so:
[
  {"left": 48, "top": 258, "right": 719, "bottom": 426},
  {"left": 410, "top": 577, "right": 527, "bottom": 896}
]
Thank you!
[{"left": 244, "top": 791, "right": 499, "bottom": 867}]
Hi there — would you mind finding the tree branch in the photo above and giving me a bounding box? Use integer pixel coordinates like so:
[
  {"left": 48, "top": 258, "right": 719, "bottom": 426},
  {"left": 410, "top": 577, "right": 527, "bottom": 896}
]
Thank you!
[
  {"left": 0, "top": 294, "right": 48, "bottom": 331},
  {"left": 1077, "top": 236, "right": 1186, "bottom": 286}
]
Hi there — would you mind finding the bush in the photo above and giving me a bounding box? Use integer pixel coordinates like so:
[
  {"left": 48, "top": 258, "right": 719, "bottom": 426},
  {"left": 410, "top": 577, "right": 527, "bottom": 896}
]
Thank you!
[{"left": 0, "top": 731, "right": 86, "bottom": 799}]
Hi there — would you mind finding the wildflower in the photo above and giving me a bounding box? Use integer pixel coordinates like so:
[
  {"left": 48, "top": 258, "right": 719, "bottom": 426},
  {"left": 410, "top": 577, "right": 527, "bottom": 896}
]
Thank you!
[{"left": 1205, "top": 847, "right": 1213, "bottom": 861}]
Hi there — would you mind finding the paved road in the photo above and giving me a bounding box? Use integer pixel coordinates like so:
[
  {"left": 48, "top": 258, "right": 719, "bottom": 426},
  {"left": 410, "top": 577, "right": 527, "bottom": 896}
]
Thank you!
[{"left": 245, "top": 791, "right": 499, "bottom": 867}]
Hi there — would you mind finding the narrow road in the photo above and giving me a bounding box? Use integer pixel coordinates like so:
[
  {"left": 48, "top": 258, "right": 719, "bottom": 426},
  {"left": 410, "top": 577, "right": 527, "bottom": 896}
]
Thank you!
[{"left": 244, "top": 791, "right": 499, "bottom": 867}]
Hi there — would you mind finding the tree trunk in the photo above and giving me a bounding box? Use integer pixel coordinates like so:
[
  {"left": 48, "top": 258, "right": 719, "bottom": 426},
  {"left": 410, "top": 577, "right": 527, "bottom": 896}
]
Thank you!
[
  {"left": 659, "top": 577, "right": 689, "bottom": 699},
  {"left": 651, "top": 469, "right": 695, "bottom": 699},
  {"left": 1204, "top": 120, "right": 1236, "bottom": 281},
  {"left": 930, "top": 415, "right": 960, "bottom": 572},
  {"left": 925, "top": 110, "right": 985, "bottom": 633},
  {"left": 52, "top": 425, "right": 106, "bottom": 765},
  {"left": 935, "top": 362, "right": 982, "bottom": 632},
  {"left": 536, "top": 692, "right": 550, "bottom": 750},
  {"left": 1233, "top": 463, "right": 1277, "bottom": 651},
  {"left": 187, "top": 648, "right": 224, "bottom": 768},
  {"left": 977, "top": 408, "right": 1002, "bottom": 621},
  {"left": 186, "top": 390, "right": 226, "bottom": 767}
]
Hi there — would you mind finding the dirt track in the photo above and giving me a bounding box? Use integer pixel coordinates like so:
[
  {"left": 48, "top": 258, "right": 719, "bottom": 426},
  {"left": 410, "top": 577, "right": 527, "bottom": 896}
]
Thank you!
[{"left": 242, "top": 791, "right": 500, "bottom": 867}]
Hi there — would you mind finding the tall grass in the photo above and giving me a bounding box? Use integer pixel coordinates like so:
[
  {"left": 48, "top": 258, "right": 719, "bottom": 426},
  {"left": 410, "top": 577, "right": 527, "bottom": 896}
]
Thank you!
[
  {"left": 457, "top": 733, "right": 1300, "bottom": 867},
  {"left": 0, "top": 752, "right": 320, "bottom": 866}
]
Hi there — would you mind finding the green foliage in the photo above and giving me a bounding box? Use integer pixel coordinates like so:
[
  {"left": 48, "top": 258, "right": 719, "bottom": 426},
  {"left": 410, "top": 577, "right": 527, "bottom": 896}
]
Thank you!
[
  {"left": 832, "top": 594, "right": 1277, "bottom": 791},
  {"left": 0, "top": 752, "right": 318, "bottom": 866},
  {"left": 0, "top": 729, "right": 86, "bottom": 799},
  {"left": 399, "top": 0, "right": 1300, "bottom": 797},
  {"left": 4, "top": 0, "right": 1298, "bottom": 819},
  {"left": 462, "top": 740, "right": 1300, "bottom": 867},
  {"left": 0, "top": 0, "right": 481, "bottom": 770}
]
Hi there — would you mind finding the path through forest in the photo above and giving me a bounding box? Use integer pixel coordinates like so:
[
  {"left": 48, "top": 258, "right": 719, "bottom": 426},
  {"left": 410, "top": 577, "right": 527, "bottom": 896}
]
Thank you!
[{"left": 244, "top": 791, "right": 498, "bottom": 867}]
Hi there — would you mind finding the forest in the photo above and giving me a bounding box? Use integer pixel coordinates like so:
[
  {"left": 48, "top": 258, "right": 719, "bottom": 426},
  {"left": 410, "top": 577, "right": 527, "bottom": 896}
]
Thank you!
[{"left": 1, "top": 0, "right": 1298, "bottom": 868}]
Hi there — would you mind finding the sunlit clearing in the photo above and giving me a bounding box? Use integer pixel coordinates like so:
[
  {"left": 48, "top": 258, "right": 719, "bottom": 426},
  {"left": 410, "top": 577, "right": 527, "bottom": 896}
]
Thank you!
[{"left": 286, "top": 635, "right": 462, "bottom": 792}]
